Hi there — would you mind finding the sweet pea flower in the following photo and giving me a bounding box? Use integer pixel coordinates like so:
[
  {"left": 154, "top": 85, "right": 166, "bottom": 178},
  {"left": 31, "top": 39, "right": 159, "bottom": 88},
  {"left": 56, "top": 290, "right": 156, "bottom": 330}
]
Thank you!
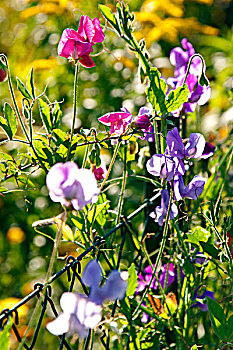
[
  {"left": 98, "top": 111, "right": 132, "bottom": 135},
  {"left": 166, "top": 127, "right": 206, "bottom": 159},
  {"left": 47, "top": 260, "right": 127, "bottom": 338},
  {"left": 150, "top": 189, "right": 178, "bottom": 226},
  {"left": 46, "top": 162, "right": 99, "bottom": 210},
  {"left": 93, "top": 160, "right": 108, "bottom": 181},
  {"left": 167, "top": 74, "right": 211, "bottom": 115},
  {"left": 200, "top": 142, "right": 215, "bottom": 159},
  {"left": 173, "top": 174, "right": 207, "bottom": 201},
  {"left": 147, "top": 154, "right": 185, "bottom": 181},
  {"left": 58, "top": 15, "right": 104, "bottom": 68},
  {"left": 192, "top": 288, "right": 215, "bottom": 312},
  {"left": 136, "top": 263, "right": 176, "bottom": 293},
  {"left": 170, "top": 38, "right": 202, "bottom": 77}
]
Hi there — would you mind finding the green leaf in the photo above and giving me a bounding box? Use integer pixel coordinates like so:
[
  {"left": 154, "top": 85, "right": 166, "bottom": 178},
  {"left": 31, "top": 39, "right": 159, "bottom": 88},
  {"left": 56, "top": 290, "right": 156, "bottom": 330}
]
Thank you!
[
  {"left": 16, "top": 77, "right": 33, "bottom": 99},
  {"left": 99, "top": 5, "right": 117, "bottom": 27},
  {"left": 165, "top": 84, "right": 189, "bottom": 112},
  {"left": 185, "top": 226, "right": 212, "bottom": 247},
  {"left": 227, "top": 315, "right": 233, "bottom": 341},
  {"left": 207, "top": 297, "right": 227, "bottom": 341},
  {"left": 87, "top": 201, "right": 110, "bottom": 224},
  {"left": 52, "top": 102, "right": 62, "bottom": 128},
  {"left": 200, "top": 241, "right": 220, "bottom": 259},
  {"left": 147, "top": 68, "right": 167, "bottom": 115},
  {"left": 33, "top": 139, "right": 54, "bottom": 166},
  {"left": 38, "top": 99, "right": 52, "bottom": 133},
  {"left": 26, "top": 68, "right": 35, "bottom": 99},
  {"left": 126, "top": 263, "right": 137, "bottom": 297},
  {"left": 0, "top": 103, "right": 17, "bottom": 139},
  {"left": 0, "top": 317, "right": 13, "bottom": 350}
]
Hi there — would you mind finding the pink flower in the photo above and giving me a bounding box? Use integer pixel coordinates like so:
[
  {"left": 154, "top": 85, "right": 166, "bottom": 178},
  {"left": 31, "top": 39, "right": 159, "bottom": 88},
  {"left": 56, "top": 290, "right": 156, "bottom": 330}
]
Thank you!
[
  {"left": 93, "top": 160, "right": 107, "bottom": 181},
  {"left": 58, "top": 15, "right": 105, "bottom": 68},
  {"left": 98, "top": 112, "right": 132, "bottom": 135},
  {"left": 46, "top": 162, "right": 99, "bottom": 210}
]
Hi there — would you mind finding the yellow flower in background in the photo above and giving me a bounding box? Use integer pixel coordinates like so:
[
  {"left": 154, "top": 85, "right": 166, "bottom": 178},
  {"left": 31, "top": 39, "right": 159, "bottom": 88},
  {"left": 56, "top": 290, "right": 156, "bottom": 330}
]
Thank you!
[
  {"left": 0, "top": 298, "right": 28, "bottom": 319},
  {"left": 6, "top": 227, "right": 25, "bottom": 244},
  {"left": 135, "top": 0, "right": 218, "bottom": 44}
]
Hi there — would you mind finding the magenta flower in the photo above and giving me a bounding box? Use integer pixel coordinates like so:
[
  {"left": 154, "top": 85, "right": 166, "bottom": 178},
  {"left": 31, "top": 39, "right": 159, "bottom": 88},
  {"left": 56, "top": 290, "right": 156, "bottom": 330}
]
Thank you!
[
  {"left": 147, "top": 154, "right": 184, "bottom": 181},
  {"left": 46, "top": 260, "right": 127, "bottom": 338},
  {"left": 170, "top": 38, "right": 202, "bottom": 77},
  {"left": 46, "top": 162, "right": 99, "bottom": 210},
  {"left": 93, "top": 160, "right": 107, "bottom": 181},
  {"left": 166, "top": 127, "right": 206, "bottom": 159},
  {"left": 173, "top": 174, "right": 207, "bottom": 201},
  {"left": 150, "top": 189, "right": 178, "bottom": 226},
  {"left": 98, "top": 111, "right": 132, "bottom": 135},
  {"left": 58, "top": 15, "right": 104, "bottom": 68}
]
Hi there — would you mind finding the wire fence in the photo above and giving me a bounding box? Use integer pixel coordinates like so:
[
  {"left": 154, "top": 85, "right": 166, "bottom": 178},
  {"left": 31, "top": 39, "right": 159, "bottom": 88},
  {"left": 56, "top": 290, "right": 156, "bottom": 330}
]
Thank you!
[{"left": 0, "top": 192, "right": 160, "bottom": 350}]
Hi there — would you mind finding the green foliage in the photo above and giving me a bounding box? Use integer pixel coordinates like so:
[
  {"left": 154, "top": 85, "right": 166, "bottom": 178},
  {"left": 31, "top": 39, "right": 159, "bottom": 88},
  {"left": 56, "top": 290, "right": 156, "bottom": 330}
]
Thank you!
[
  {"left": 0, "top": 103, "right": 17, "bottom": 139},
  {"left": 126, "top": 263, "right": 137, "bottom": 297},
  {"left": 207, "top": 297, "right": 227, "bottom": 341},
  {"left": 0, "top": 318, "right": 13, "bottom": 350}
]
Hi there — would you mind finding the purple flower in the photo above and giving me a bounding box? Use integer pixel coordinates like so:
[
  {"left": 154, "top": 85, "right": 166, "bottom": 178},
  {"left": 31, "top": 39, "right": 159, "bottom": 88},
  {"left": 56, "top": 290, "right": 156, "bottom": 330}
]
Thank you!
[
  {"left": 150, "top": 189, "right": 178, "bottom": 226},
  {"left": 98, "top": 111, "right": 132, "bottom": 135},
  {"left": 82, "top": 260, "right": 127, "bottom": 305},
  {"left": 174, "top": 174, "right": 207, "bottom": 201},
  {"left": 168, "top": 74, "right": 211, "bottom": 115},
  {"left": 170, "top": 38, "right": 202, "bottom": 77},
  {"left": 200, "top": 142, "right": 215, "bottom": 159},
  {"left": 192, "top": 288, "right": 215, "bottom": 312},
  {"left": 136, "top": 263, "right": 176, "bottom": 294},
  {"left": 58, "top": 15, "right": 104, "bottom": 68},
  {"left": 93, "top": 160, "right": 107, "bottom": 181},
  {"left": 166, "top": 127, "right": 206, "bottom": 159},
  {"left": 146, "top": 154, "right": 184, "bottom": 181},
  {"left": 47, "top": 260, "right": 127, "bottom": 338},
  {"left": 46, "top": 162, "right": 99, "bottom": 210},
  {"left": 133, "top": 114, "right": 151, "bottom": 130}
]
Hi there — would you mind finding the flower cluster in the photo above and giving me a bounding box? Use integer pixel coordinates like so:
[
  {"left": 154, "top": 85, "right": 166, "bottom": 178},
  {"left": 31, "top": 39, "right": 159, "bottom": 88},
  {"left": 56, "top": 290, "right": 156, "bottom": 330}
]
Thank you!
[
  {"left": 46, "top": 162, "right": 99, "bottom": 210},
  {"left": 47, "top": 260, "right": 127, "bottom": 338},
  {"left": 58, "top": 15, "right": 105, "bottom": 68},
  {"left": 168, "top": 38, "right": 211, "bottom": 115},
  {"left": 98, "top": 106, "right": 154, "bottom": 141},
  {"left": 147, "top": 127, "right": 215, "bottom": 225}
]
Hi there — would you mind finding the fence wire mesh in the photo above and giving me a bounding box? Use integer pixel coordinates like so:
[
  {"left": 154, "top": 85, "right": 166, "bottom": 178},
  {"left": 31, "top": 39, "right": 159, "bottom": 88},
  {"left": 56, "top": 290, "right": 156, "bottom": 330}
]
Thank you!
[{"left": 0, "top": 192, "right": 160, "bottom": 350}]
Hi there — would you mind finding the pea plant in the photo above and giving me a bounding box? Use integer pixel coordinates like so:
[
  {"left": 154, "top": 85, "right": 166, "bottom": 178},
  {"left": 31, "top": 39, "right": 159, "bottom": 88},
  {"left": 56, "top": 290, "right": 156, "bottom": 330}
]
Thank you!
[{"left": 0, "top": 3, "right": 232, "bottom": 350}]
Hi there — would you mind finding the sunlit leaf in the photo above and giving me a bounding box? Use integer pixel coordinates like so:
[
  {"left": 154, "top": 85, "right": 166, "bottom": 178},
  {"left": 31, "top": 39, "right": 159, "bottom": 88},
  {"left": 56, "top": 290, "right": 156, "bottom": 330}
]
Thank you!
[
  {"left": 126, "top": 263, "right": 137, "bottom": 297},
  {"left": 16, "top": 77, "right": 33, "bottom": 99},
  {"left": 207, "top": 297, "right": 227, "bottom": 341},
  {"left": 0, "top": 103, "right": 17, "bottom": 139}
]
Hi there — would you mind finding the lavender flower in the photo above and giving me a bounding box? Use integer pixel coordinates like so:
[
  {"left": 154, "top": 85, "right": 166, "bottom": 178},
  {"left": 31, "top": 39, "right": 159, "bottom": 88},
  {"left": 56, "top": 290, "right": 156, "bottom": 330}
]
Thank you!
[
  {"left": 166, "top": 127, "right": 206, "bottom": 159},
  {"left": 174, "top": 174, "right": 207, "bottom": 201},
  {"left": 146, "top": 154, "right": 184, "bottom": 181},
  {"left": 47, "top": 260, "right": 127, "bottom": 338},
  {"left": 150, "top": 189, "right": 178, "bottom": 226},
  {"left": 170, "top": 38, "right": 202, "bottom": 77},
  {"left": 46, "top": 162, "right": 99, "bottom": 210}
]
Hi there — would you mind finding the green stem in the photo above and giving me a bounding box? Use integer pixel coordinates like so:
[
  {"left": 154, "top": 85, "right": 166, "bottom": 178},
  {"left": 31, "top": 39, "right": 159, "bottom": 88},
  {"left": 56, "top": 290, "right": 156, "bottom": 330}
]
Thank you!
[
  {"left": 132, "top": 187, "right": 174, "bottom": 318},
  {"left": 116, "top": 142, "right": 127, "bottom": 224},
  {"left": 70, "top": 61, "right": 79, "bottom": 141},
  {"left": 0, "top": 54, "right": 30, "bottom": 143},
  {"left": 16, "top": 211, "right": 66, "bottom": 350},
  {"left": 183, "top": 53, "right": 206, "bottom": 86},
  {"left": 153, "top": 119, "right": 160, "bottom": 154}
]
